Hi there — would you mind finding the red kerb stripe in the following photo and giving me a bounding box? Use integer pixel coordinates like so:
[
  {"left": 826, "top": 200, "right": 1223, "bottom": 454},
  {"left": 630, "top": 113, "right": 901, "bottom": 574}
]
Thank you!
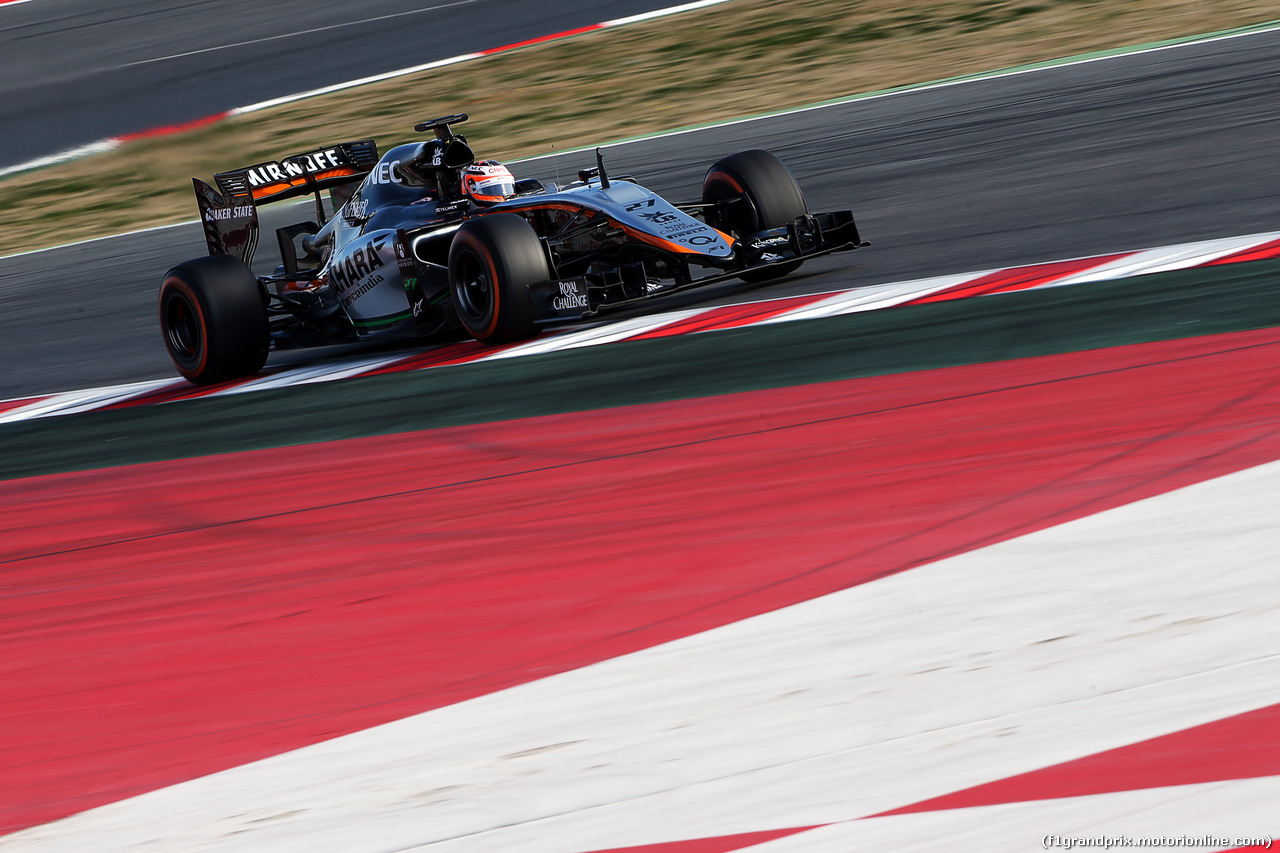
[
  {"left": 0, "top": 396, "right": 46, "bottom": 415},
  {"left": 580, "top": 826, "right": 821, "bottom": 853},
  {"left": 907, "top": 253, "right": 1134, "bottom": 304},
  {"left": 479, "top": 24, "right": 604, "bottom": 54},
  {"left": 1204, "top": 238, "right": 1280, "bottom": 265},
  {"left": 117, "top": 112, "right": 230, "bottom": 142},
  {"left": 630, "top": 294, "right": 831, "bottom": 340},
  {"left": 357, "top": 340, "right": 511, "bottom": 377},
  {"left": 100, "top": 378, "right": 259, "bottom": 411}
]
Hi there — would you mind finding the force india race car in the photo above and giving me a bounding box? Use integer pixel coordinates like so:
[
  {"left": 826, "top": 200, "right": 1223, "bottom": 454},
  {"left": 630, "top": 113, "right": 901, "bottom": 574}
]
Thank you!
[{"left": 159, "top": 114, "right": 867, "bottom": 384}]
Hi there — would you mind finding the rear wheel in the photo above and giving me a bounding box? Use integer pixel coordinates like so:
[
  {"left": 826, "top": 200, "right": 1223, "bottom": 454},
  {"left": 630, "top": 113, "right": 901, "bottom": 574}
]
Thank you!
[
  {"left": 449, "top": 213, "right": 547, "bottom": 344},
  {"left": 159, "top": 254, "right": 269, "bottom": 384},
  {"left": 702, "top": 149, "right": 809, "bottom": 282}
]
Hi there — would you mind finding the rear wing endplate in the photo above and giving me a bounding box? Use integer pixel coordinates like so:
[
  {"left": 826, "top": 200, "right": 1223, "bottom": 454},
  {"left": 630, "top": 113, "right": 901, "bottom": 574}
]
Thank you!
[{"left": 194, "top": 139, "right": 380, "bottom": 262}]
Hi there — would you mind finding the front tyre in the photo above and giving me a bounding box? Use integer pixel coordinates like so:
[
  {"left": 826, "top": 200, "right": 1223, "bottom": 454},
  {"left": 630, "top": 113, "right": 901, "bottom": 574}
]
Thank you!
[
  {"left": 702, "top": 149, "right": 809, "bottom": 282},
  {"left": 448, "top": 213, "right": 547, "bottom": 344},
  {"left": 159, "top": 254, "right": 269, "bottom": 384}
]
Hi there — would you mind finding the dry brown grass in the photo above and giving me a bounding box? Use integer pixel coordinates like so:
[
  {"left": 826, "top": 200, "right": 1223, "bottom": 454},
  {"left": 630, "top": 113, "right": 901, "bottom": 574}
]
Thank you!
[{"left": 1, "top": 0, "right": 1274, "bottom": 255}]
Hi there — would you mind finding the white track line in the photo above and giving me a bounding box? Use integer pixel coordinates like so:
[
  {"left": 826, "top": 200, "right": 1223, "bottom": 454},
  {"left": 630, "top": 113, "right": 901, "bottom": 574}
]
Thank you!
[{"left": 0, "top": 141, "right": 119, "bottom": 179}]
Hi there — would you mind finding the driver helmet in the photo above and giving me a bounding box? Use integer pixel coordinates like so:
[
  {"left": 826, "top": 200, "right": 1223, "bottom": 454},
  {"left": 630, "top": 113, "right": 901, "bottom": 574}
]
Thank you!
[{"left": 460, "top": 160, "right": 517, "bottom": 205}]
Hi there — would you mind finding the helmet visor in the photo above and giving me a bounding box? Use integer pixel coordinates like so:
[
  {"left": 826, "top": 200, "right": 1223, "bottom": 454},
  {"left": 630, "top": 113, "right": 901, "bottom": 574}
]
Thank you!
[{"left": 468, "top": 176, "right": 515, "bottom": 201}]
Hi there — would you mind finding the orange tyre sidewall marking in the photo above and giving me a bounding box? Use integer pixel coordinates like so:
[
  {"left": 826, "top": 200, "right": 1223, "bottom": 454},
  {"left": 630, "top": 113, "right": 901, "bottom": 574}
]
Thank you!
[
  {"left": 704, "top": 171, "right": 748, "bottom": 242},
  {"left": 705, "top": 170, "right": 745, "bottom": 194},
  {"left": 480, "top": 247, "right": 502, "bottom": 340},
  {"left": 460, "top": 233, "right": 503, "bottom": 341},
  {"left": 162, "top": 276, "right": 209, "bottom": 377}
]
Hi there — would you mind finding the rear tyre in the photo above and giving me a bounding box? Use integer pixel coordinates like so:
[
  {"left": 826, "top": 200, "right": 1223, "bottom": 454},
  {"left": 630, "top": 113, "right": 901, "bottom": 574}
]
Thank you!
[
  {"left": 448, "top": 213, "right": 546, "bottom": 344},
  {"left": 702, "top": 149, "right": 809, "bottom": 282},
  {"left": 159, "top": 254, "right": 269, "bottom": 384}
]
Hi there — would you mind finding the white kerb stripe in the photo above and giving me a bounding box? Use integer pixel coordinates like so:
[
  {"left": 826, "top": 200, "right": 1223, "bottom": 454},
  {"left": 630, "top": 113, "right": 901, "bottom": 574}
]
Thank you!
[
  {"left": 0, "top": 379, "right": 177, "bottom": 423},
  {"left": 213, "top": 354, "right": 413, "bottom": 394},
  {"left": 230, "top": 55, "right": 483, "bottom": 115},
  {"left": 604, "top": 0, "right": 735, "bottom": 28},
  {"left": 760, "top": 272, "right": 994, "bottom": 323},
  {"left": 1044, "top": 231, "right": 1280, "bottom": 288},
  {"left": 480, "top": 310, "right": 709, "bottom": 359}
]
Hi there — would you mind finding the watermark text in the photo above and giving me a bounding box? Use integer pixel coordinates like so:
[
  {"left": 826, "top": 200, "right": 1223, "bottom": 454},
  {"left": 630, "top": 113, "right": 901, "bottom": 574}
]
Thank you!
[{"left": 1043, "top": 835, "right": 1272, "bottom": 850}]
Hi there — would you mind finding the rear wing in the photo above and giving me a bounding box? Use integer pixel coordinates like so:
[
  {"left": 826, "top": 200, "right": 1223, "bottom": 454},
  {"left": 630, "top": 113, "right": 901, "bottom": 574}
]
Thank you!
[{"left": 194, "top": 139, "right": 380, "bottom": 263}]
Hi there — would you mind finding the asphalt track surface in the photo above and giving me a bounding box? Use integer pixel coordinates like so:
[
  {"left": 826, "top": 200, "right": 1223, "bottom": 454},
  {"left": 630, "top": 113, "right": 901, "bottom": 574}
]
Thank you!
[
  {"left": 2, "top": 27, "right": 1279, "bottom": 400},
  {"left": 0, "top": 0, "right": 685, "bottom": 170}
]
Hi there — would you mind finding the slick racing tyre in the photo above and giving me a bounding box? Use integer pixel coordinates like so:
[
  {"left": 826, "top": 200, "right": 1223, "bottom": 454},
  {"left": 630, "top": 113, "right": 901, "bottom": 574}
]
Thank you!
[
  {"left": 159, "top": 254, "right": 269, "bottom": 384},
  {"left": 449, "top": 213, "right": 546, "bottom": 344},
  {"left": 702, "top": 149, "right": 809, "bottom": 282}
]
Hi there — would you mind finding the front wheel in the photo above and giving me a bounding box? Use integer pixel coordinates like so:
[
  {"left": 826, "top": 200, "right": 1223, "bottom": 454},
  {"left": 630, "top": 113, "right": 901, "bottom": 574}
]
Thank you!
[
  {"left": 159, "top": 254, "right": 269, "bottom": 384},
  {"left": 448, "top": 213, "right": 547, "bottom": 344},
  {"left": 702, "top": 149, "right": 809, "bottom": 282}
]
